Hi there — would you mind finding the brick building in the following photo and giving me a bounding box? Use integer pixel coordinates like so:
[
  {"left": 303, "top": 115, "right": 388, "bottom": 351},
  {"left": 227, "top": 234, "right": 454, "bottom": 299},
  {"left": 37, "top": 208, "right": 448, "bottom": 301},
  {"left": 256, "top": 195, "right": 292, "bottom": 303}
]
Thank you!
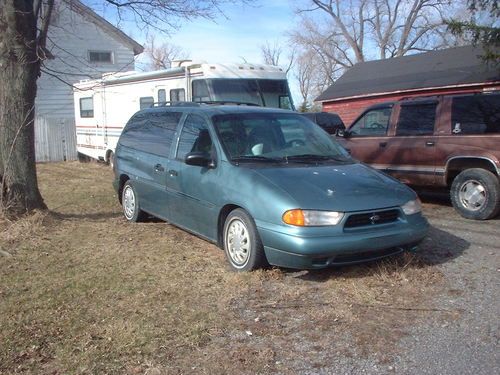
[{"left": 315, "top": 46, "right": 500, "bottom": 126}]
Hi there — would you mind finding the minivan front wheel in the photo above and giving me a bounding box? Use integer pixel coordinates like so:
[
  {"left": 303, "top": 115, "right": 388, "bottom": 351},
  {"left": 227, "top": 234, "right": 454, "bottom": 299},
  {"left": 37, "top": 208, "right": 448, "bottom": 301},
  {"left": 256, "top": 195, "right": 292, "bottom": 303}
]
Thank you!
[
  {"left": 122, "top": 181, "right": 146, "bottom": 222},
  {"left": 223, "top": 209, "right": 266, "bottom": 271},
  {"left": 450, "top": 168, "right": 500, "bottom": 220}
]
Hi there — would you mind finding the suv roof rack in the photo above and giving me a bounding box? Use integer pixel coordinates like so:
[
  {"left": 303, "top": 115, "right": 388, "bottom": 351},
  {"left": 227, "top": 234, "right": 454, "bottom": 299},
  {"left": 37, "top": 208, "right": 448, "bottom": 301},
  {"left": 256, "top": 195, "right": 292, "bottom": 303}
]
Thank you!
[{"left": 150, "top": 100, "right": 261, "bottom": 108}]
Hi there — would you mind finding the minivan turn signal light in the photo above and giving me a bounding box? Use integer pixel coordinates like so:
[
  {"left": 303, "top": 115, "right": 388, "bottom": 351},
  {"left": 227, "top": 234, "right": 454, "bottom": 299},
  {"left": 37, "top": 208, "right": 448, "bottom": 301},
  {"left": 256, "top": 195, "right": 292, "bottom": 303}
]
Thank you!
[{"left": 283, "top": 209, "right": 344, "bottom": 226}]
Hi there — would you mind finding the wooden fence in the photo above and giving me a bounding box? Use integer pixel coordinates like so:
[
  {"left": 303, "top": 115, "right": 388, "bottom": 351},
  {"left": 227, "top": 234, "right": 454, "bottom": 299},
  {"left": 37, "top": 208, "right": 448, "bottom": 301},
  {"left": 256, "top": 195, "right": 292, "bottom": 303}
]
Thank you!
[{"left": 34, "top": 116, "right": 78, "bottom": 162}]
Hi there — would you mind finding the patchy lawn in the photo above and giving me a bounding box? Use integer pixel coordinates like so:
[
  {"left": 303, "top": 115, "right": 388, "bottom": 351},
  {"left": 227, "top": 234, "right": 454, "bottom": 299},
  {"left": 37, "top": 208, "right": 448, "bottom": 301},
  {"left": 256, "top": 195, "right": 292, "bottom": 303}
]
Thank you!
[{"left": 0, "top": 162, "right": 461, "bottom": 374}]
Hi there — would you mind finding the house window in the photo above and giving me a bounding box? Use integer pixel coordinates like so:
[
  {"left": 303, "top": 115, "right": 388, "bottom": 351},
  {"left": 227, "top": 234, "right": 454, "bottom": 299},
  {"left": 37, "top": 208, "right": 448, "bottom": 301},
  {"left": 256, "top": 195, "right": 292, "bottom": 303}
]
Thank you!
[
  {"left": 139, "top": 96, "right": 154, "bottom": 110},
  {"left": 89, "top": 51, "right": 113, "bottom": 63},
  {"left": 80, "top": 97, "right": 94, "bottom": 118},
  {"left": 170, "top": 88, "right": 185, "bottom": 102}
]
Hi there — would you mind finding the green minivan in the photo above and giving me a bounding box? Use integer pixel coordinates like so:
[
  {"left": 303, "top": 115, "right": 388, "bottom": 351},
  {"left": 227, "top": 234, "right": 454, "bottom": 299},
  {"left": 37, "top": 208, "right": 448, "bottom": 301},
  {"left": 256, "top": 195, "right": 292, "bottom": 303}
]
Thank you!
[{"left": 113, "top": 104, "right": 429, "bottom": 271}]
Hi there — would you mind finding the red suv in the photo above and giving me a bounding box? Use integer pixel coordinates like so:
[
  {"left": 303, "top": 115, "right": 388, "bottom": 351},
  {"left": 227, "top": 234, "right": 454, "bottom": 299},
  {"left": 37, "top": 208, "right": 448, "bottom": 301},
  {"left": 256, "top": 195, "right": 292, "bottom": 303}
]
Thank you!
[{"left": 338, "top": 92, "right": 500, "bottom": 220}]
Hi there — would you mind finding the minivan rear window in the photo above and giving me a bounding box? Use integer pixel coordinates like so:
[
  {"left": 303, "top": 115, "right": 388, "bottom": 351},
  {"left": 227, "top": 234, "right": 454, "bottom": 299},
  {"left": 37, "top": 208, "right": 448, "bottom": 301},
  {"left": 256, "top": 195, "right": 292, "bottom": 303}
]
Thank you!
[
  {"left": 451, "top": 94, "right": 500, "bottom": 134},
  {"left": 120, "top": 111, "right": 182, "bottom": 157}
]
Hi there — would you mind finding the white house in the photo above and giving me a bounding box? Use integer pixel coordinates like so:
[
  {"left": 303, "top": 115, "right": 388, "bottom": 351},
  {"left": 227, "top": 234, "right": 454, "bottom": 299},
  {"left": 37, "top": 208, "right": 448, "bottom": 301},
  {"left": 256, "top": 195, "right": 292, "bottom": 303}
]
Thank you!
[{"left": 35, "top": 0, "right": 143, "bottom": 162}]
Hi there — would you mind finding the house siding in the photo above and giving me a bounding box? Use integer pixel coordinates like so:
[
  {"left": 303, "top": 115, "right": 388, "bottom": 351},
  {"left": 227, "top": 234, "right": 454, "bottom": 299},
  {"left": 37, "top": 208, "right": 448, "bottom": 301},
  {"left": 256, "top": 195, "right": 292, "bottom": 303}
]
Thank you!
[
  {"left": 322, "top": 84, "right": 500, "bottom": 126},
  {"left": 34, "top": 0, "right": 138, "bottom": 161}
]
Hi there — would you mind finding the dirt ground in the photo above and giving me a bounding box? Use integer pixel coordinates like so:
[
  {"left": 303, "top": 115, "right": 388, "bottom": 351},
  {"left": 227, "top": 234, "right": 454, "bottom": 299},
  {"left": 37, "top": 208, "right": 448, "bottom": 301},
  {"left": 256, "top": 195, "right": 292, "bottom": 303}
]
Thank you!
[{"left": 0, "top": 162, "right": 498, "bottom": 374}]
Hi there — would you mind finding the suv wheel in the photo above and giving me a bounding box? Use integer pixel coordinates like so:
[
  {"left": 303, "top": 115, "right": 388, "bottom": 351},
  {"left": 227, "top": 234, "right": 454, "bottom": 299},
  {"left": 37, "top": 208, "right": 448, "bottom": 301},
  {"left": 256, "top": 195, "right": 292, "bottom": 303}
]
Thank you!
[
  {"left": 450, "top": 168, "right": 500, "bottom": 220},
  {"left": 122, "top": 181, "right": 146, "bottom": 222},
  {"left": 223, "top": 209, "right": 267, "bottom": 271}
]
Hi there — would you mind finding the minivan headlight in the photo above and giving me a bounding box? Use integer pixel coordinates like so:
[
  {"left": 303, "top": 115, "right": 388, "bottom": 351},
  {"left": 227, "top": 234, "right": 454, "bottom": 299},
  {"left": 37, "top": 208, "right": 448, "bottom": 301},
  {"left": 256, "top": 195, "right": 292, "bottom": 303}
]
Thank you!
[
  {"left": 401, "top": 199, "right": 422, "bottom": 215},
  {"left": 283, "top": 209, "right": 344, "bottom": 226}
]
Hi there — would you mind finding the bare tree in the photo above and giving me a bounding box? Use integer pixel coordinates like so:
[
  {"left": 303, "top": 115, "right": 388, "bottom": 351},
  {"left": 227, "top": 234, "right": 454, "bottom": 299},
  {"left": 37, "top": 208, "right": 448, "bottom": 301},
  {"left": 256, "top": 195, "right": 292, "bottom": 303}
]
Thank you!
[
  {"left": 260, "top": 40, "right": 295, "bottom": 75},
  {"left": 0, "top": 0, "right": 238, "bottom": 216},
  {"left": 292, "top": 0, "right": 467, "bottom": 70},
  {"left": 144, "top": 35, "right": 189, "bottom": 70}
]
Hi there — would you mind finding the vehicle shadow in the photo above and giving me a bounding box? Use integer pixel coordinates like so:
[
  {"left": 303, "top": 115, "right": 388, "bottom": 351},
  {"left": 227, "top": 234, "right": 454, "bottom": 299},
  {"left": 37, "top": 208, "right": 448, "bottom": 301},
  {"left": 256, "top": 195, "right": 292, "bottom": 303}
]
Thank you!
[
  {"left": 290, "top": 225, "right": 469, "bottom": 283},
  {"left": 49, "top": 211, "right": 122, "bottom": 220}
]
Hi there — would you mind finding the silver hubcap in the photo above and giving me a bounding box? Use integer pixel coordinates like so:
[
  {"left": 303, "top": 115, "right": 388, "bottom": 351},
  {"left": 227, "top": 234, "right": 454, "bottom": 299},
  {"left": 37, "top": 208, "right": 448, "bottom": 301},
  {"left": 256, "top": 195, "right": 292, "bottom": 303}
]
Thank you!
[
  {"left": 459, "top": 180, "right": 486, "bottom": 211},
  {"left": 226, "top": 218, "right": 251, "bottom": 267},
  {"left": 123, "top": 185, "right": 136, "bottom": 219}
]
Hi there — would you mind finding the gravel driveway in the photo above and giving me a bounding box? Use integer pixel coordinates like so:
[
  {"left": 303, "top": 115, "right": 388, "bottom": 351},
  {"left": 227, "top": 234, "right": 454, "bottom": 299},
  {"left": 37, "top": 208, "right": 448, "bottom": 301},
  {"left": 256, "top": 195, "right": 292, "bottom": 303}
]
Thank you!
[{"left": 319, "top": 194, "right": 500, "bottom": 375}]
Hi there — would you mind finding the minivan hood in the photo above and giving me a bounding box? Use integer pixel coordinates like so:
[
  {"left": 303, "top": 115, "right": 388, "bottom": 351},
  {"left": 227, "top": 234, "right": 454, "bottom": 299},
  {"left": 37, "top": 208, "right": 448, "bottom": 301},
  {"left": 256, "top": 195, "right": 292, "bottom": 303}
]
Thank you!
[{"left": 252, "top": 162, "right": 414, "bottom": 212}]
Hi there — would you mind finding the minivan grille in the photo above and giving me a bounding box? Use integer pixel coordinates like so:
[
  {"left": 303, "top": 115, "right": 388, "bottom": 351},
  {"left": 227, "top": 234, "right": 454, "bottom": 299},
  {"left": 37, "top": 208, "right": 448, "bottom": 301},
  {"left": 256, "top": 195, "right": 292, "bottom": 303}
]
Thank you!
[{"left": 344, "top": 209, "right": 400, "bottom": 228}]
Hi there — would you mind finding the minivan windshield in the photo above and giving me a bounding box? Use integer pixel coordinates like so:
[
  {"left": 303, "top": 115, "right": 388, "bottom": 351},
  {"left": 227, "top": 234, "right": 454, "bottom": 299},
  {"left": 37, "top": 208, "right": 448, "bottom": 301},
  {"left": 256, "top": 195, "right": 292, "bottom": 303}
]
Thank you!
[{"left": 212, "top": 112, "right": 352, "bottom": 164}]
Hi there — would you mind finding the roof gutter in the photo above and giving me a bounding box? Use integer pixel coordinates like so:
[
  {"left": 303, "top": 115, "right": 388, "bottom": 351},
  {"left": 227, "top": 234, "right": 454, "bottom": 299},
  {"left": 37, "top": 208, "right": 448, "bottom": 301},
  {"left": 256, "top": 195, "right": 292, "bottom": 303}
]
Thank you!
[{"left": 315, "top": 81, "right": 500, "bottom": 103}]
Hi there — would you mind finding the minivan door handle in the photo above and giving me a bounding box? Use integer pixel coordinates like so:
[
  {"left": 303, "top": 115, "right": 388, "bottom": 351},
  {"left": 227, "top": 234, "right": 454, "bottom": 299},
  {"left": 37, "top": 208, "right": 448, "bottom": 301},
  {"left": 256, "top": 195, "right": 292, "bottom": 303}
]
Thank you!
[
  {"left": 154, "top": 164, "right": 165, "bottom": 172},
  {"left": 379, "top": 142, "right": 387, "bottom": 148},
  {"left": 425, "top": 141, "right": 435, "bottom": 147},
  {"left": 168, "top": 169, "right": 178, "bottom": 177}
]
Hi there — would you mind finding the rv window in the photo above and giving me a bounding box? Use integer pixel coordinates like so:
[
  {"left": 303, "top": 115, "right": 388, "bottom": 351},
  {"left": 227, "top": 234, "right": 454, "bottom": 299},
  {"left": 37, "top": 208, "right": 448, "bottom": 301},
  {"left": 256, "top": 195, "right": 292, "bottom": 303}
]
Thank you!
[
  {"left": 89, "top": 51, "right": 113, "bottom": 63},
  {"left": 158, "top": 89, "right": 166, "bottom": 104},
  {"left": 139, "top": 96, "right": 154, "bottom": 110},
  {"left": 192, "top": 80, "right": 210, "bottom": 102},
  {"left": 170, "top": 89, "right": 185, "bottom": 102},
  {"left": 80, "top": 97, "right": 94, "bottom": 118}
]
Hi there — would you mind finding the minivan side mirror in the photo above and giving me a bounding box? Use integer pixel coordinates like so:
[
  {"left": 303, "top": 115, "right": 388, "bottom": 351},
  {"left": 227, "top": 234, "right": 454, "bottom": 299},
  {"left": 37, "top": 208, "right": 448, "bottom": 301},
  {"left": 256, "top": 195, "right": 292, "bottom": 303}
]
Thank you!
[{"left": 185, "top": 152, "right": 215, "bottom": 168}]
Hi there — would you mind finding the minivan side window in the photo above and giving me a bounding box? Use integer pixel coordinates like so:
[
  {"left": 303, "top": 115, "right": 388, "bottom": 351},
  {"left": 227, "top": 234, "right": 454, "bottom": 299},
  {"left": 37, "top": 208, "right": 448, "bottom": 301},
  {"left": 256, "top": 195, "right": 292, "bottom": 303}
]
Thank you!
[
  {"left": 396, "top": 103, "right": 436, "bottom": 136},
  {"left": 120, "top": 111, "right": 182, "bottom": 157},
  {"left": 451, "top": 94, "right": 500, "bottom": 134},
  {"left": 177, "top": 114, "right": 213, "bottom": 160},
  {"left": 349, "top": 108, "right": 391, "bottom": 136}
]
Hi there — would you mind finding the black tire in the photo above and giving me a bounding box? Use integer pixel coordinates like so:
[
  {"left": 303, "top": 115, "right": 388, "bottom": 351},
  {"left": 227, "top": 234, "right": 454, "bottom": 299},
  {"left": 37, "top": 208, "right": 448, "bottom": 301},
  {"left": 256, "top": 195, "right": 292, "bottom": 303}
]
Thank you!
[
  {"left": 121, "top": 180, "right": 146, "bottom": 222},
  {"left": 450, "top": 168, "right": 500, "bottom": 220},
  {"left": 223, "top": 209, "right": 267, "bottom": 271},
  {"left": 77, "top": 152, "right": 91, "bottom": 163},
  {"left": 108, "top": 151, "right": 115, "bottom": 169}
]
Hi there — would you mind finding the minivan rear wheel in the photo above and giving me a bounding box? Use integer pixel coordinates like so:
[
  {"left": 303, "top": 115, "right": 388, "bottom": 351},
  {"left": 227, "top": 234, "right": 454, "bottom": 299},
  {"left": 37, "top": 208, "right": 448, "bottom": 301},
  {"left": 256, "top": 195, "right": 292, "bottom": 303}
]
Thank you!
[
  {"left": 450, "top": 168, "right": 500, "bottom": 220},
  {"left": 122, "top": 181, "right": 146, "bottom": 222},
  {"left": 223, "top": 209, "right": 267, "bottom": 271}
]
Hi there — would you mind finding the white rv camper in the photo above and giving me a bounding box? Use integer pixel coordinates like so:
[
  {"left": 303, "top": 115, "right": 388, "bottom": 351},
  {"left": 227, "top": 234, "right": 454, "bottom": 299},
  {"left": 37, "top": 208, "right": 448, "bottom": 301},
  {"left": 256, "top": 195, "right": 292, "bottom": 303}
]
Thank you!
[{"left": 73, "top": 61, "right": 293, "bottom": 164}]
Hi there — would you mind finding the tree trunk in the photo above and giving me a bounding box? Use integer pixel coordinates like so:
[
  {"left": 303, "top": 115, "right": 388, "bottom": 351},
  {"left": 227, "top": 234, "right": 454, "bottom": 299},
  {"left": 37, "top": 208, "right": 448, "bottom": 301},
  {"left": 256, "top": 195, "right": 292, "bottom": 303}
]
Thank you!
[{"left": 0, "top": 0, "right": 46, "bottom": 215}]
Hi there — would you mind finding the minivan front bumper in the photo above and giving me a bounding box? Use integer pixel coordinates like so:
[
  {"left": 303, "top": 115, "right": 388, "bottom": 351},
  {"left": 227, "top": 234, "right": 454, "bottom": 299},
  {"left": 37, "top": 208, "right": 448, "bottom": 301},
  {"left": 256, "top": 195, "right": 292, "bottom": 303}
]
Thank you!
[{"left": 257, "top": 214, "right": 429, "bottom": 269}]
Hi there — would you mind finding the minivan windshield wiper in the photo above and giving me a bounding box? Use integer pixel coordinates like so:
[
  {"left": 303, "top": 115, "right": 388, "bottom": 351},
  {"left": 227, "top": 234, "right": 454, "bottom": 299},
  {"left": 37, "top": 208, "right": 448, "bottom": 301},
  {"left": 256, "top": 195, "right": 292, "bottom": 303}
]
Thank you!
[
  {"left": 231, "top": 155, "right": 285, "bottom": 164},
  {"left": 285, "top": 154, "right": 351, "bottom": 162}
]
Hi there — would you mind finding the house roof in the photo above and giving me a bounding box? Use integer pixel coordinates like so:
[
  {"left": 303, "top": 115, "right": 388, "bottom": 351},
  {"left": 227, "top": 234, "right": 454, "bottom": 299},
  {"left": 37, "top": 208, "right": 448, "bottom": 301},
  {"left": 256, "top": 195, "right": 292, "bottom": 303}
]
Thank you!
[
  {"left": 68, "top": 0, "right": 144, "bottom": 55},
  {"left": 316, "top": 45, "right": 500, "bottom": 102}
]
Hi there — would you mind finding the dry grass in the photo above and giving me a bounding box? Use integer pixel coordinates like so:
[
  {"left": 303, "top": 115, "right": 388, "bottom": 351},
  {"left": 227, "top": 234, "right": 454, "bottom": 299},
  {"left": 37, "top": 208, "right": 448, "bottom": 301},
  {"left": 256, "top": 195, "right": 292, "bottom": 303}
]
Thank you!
[{"left": 0, "top": 162, "right": 455, "bottom": 374}]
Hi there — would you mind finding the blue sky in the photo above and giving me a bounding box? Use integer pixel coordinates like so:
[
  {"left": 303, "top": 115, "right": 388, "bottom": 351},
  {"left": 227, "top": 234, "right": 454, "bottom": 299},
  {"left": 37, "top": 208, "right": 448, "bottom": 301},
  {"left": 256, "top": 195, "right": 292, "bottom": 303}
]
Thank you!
[
  {"left": 97, "top": 0, "right": 302, "bottom": 67},
  {"left": 165, "top": 1, "right": 298, "bottom": 64}
]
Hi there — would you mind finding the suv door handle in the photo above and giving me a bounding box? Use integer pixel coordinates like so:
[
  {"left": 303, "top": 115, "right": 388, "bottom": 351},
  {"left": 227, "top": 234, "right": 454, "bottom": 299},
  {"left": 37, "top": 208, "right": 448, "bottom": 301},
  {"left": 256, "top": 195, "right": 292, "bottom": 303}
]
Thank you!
[
  {"left": 168, "top": 169, "right": 178, "bottom": 177},
  {"left": 154, "top": 164, "right": 164, "bottom": 172},
  {"left": 379, "top": 142, "right": 387, "bottom": 148},
  {"left": 425, "top": 141, "right": 435, "bottom": 147}
]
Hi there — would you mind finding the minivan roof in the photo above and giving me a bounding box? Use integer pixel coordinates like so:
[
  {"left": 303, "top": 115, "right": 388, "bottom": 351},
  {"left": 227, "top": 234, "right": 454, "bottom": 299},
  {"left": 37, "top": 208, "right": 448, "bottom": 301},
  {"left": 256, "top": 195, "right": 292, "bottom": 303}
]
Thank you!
[{"left": 139, "top": 104, "right": 296, "bottom": 116}]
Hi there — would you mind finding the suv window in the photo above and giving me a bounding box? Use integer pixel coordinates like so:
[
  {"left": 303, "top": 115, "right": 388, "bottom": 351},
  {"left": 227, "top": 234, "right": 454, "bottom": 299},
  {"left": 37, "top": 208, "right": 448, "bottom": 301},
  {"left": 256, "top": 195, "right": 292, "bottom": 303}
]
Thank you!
[
  {"left": 120, "top": 111, "right": 182, "bottom": 157},
  {"left": 451, "top": 94, "right": 500, "bottom": 134},
  {"left": 396, "top": 103, "right": 436, "bottom": 136},
  {"left": 177, "top": 114, "right": 213, "bottom": 160},
  {"left": 349, "top": 108, "right": 391, "bottom": 136}
]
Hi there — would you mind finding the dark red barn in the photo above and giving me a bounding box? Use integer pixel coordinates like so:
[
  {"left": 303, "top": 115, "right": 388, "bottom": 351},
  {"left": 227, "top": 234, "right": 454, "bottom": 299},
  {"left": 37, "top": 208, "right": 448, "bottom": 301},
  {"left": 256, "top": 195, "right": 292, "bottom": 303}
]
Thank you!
[{"left": 315, "top": 45, "right": 500, "bottom": 126}]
